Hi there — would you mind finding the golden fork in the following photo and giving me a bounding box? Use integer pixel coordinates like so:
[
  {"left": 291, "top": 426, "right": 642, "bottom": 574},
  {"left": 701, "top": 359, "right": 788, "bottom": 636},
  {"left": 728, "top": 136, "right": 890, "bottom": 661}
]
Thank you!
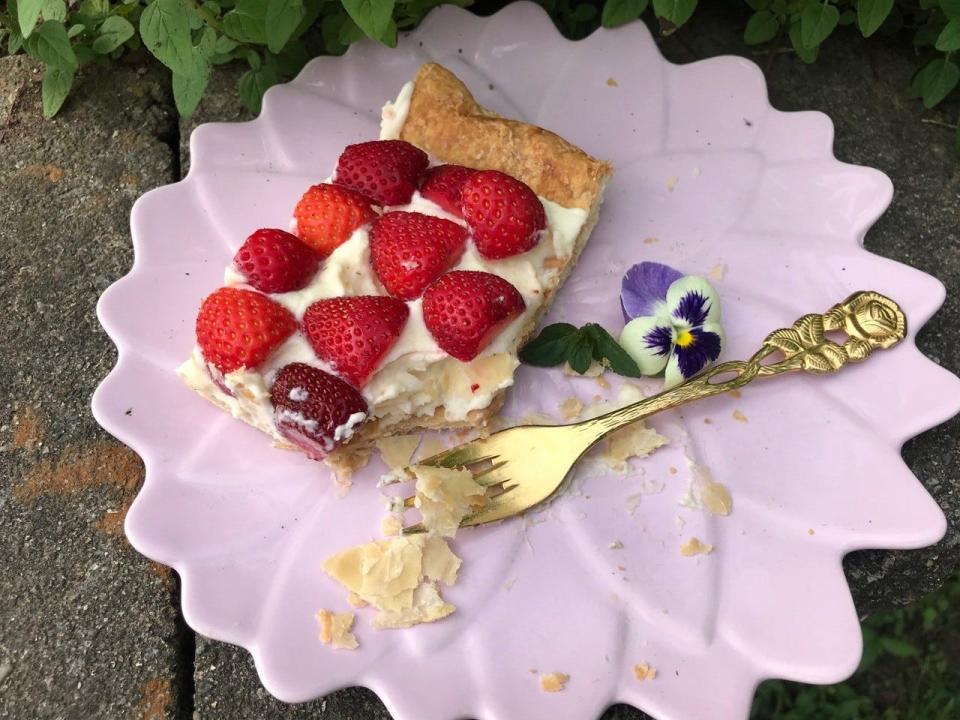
[{"left": 401, "top": 291, "right": 907, "bottom": 533}]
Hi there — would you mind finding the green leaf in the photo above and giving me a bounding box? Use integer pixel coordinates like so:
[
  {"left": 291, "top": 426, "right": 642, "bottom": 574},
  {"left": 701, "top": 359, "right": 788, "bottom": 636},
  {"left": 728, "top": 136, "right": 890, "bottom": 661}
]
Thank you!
[
  {"left": 173, "top": 66, "right": 210, "bottom": 116},
  {"left": 342, "top": 0, "right": 395, "bottom": 39},
  {"left": 74, "top": 45, "right": 95, "bottom": 64},
  {"left": 744, "top": 10, "right": 778, "bottom": 44},
  {"left": 857, "top": 0, "right": 893, "bottom": 37},
  {"left": 79, "top": 0, "right": 109, "bottom": 18},
  {"left": 338, "top": 15, "right": 366, "bottom": 45},
  {"left": 573, "top": 3, "right": 597, "bottom": 21},
  {"left": 380, "top": 17, "right": 397, "bottom": 47},
  {"left": 652, "top": 0, "right": 697, "bottom": 26},
  {"left": 944, "top": 0, "right": 960, "bottom": 19},
  {"left": 880, "top": 637, "right": 919, "bottom": 658},
  {"left": 18, "top": 0, "right": 44, "bottom": 36},
  {"left": 838, "top": 8, "right": 855, "bottom": 25},
  {"left": 8, "top": 26, "right": 25, "bottom": 54},
  {"left": 41, "top": 0, "right": 66, "bottom": 22},
  {"left": 214, "top": 34, "right": 238, "bottom": 53},
  {"left": 321, "top": 12, "right": 347, "bottom": 53},
  {"left": 801, "top": 1, "right": 839, "bottom": 48},
  {"left": 140, "top": 0, "right": 197, "bottom": 75},
  {"left": 601, "top": 0, "right": 648, "bottom": 28},
  {"left": 272, "top": 39, "right": 308, "bottom": 75},
  {"left": 915, "top": 58, "right": 960, "bottom": 108},
  {"left": 25, "top": 21, "right": 76, "bottom": 70},
  {"left": 936, "top": 18, "right": 960, "bottom": 51},
  {"left": 789, "top": 20, "right": 819, "bottom": 61},
  {"left": 238, "top": 63, "right": 279, "bottom": 114},
  {"left": 584, "top": 324, "right": 643, "bottom": 377},
  {"left": 519, "top": 323, "right": 580, "bottom": 367},
  {"left": 67, "top": 23, "right": 86, "bottom": 38},
  {"left": 222, "top": 0, "right": 268, "bottom": 44},
  {"left": 567, "top": 333, "right": 594, "bottom": 374},
  {"left": 201, "top": 1, "right": 222, "bottom": 14},
  {"left": 264, "top": 0, "right": 304, "bottom": 52},
  {"left": 41, "top": 62, "right": 74, "bottom": 117},
  {"left": 92, "top": 15, "right": 134, "bottom": 54}
]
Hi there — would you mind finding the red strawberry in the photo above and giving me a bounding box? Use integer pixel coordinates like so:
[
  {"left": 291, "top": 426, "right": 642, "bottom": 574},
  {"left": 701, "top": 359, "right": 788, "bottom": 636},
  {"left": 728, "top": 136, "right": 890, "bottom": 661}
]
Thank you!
[
  {"left": 294, "top": 183, "right": 377, "bottom": 257},
  {"left": 334, "top": 140, "right": 428, "bottom": 206},
  {"left": 461, "top": 170, "right": 546, "bottom": 259},
  {"left": 419, "top": 164, "right": 477, "bottom": 217},
  {"left": 234, "top": 228, "right": 320, "bottom": 294},
  {"left": 369, "top": 212, "right": 468, "bottom": 300},
  {"left": 196, "top": 287, "right": 297, "bottom": 373},
  {"left": 270, "top": 363, "right": 368, "bottom": 459},
  {"left": 302, "top": 296, "right": 409, "bottom": 387},
  {"left": 422, "top": 271, "right": 526, "bottom": 361}
]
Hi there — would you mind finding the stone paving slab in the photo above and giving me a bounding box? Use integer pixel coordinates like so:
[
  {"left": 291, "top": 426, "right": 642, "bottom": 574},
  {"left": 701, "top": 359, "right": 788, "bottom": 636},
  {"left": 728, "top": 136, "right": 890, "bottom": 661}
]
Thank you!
[
  {"left": 0, "top": 56, "right": 182, "bottom": 719},
  {"left": 181, "top": 9, "right": 959, "bottom": 720}
]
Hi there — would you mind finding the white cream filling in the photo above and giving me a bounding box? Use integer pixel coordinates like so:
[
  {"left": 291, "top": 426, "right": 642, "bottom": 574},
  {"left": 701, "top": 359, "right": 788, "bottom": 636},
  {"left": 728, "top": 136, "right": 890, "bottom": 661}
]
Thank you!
[{"left": 184, "top": 80, "right": 588, "bottom": 437}]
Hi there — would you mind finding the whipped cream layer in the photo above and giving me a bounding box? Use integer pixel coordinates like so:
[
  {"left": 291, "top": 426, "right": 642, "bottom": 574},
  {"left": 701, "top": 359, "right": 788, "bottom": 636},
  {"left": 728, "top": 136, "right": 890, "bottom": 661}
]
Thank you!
[{"left": 180, "top": 81, "right": 588, "bottom": 443}]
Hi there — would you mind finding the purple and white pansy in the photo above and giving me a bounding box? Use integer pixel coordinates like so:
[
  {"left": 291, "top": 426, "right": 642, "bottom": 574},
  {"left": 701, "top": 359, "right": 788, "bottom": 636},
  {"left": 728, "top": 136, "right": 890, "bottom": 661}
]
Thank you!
[{"left": 619, "top": 262, "right": 724, "bottom": 389}]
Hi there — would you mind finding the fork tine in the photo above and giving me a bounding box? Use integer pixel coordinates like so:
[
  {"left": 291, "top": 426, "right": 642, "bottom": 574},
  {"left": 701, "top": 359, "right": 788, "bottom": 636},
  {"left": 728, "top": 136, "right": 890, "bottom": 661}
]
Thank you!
[{"left": 471, "top": 460, "right": 509, "bottom": 486}]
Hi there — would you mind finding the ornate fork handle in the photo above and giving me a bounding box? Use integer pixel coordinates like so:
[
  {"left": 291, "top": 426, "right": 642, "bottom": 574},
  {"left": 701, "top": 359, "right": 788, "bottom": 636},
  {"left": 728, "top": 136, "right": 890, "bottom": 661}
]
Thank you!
[{"left": 584, "top": 291, "right": 907, "bottom": 438}]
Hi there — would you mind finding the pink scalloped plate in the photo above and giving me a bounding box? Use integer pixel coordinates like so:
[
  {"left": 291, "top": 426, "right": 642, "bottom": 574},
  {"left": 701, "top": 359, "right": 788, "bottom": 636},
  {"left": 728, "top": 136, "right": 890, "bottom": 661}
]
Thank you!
[{"left": 93, "top": 5, "right": 960, "bottom": 719}]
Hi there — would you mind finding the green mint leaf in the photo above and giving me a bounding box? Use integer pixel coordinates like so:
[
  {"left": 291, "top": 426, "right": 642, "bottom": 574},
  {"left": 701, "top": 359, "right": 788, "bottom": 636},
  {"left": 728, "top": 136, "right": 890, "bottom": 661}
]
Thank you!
[
  {"left": 936, "top": 18, "right": 960, "bottom": 51},
  {"left": 743, "top": 10, "right": 778, "bottom": 45},
  {"left": 651, "top": 0, "right": 697, "bottom": 27},
  {"left": 944, "top": 0, "right": 960, "bottom": 19},
  {"left": 380, "top": 17, "right": 398, "bottom": 47},
  {"left": 342, "top": 0, "right": 395, "bottom": 40},
  {"left": 265, "top": 0, "right": 304, "bottom": 53},
  {"left": 518, "top": 323, "right": 580, "bottom": 368},
  {"left": 41, "top": 0, "right": 66, "bottom": 22},
  {"left": 78, "top": 0, "right": 109, "bottom": 19},
  {"left": 140, "top": 0, "right": 196, "bottom": 75},
  {"left": 25, "top": 21, "right": 77, "bottom": 70},
  {"left": 338, "top": 15, "right": 366, "bottom": 45},
  {"left": 41, "top": 62, "right": 74, "bottom": 117},
  {"left": 857, "top": 0, "right": 893, "bottom": 37},
  {"left": 173, "top": 65, "right": 210, "bottom": 116},
  {"left": 74, "top": 45, "right": 95, "bottom": 64},
  {"left": 879, "top": 637, "right": 919, "bottom": 658},
  {"left": 601, "top": 0, "right": 648, "bottom": 28},
  {"left": 67, "top": 23, "right": 86, "bottom": 39},
  {"left": 8, "top": 26, "right": 25, "bottom": 54},
  {"left": 238, "top": 62, "right": 279, "bottom": 114},
  {"left": 273, "top": 39, "right": 309, "bottom": 76},
  {"left": 201, "top": 1, "right": 222, "bottom": 15},
  {"left": 789, "top": 20, "right": 819, "bottom": 62},
  {"left": 583, "top": 324, "right": 643, "bottom": 378},
  {"left": 916, "top": 58, "right": 960, "bottom": 108},
  {"left": 214, "top": 34, "right": 238, "bottom": 54},
  {"left": 838, "top": 9, "right": 856, "bottom": 26},
  {"left": 18, "top": 0, "right": 44, "bottom": 37},
  {"left": 292, "top": 0, "right": 324, "bottom": 41},
  {"left": 567, "top": 332, "right": 594, "bottom": 375},
  {"left": 800, "top": 1, "right": 839, "bottom": 49},
  {"left": 222, "top": 0, "right": 268, "bottom": 44},
  {"left": 92, "top": 15, "right": 134, "bottom": 54},
  {"left": 321, "top": 12, "right": 347, "bottom": 53}
]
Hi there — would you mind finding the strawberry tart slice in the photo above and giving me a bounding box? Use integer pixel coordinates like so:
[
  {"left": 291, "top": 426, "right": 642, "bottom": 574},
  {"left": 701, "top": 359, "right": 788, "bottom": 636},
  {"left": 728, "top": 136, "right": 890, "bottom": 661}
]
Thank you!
[{"left": 178, "top": 63, "right": 613, "bottom": 467}]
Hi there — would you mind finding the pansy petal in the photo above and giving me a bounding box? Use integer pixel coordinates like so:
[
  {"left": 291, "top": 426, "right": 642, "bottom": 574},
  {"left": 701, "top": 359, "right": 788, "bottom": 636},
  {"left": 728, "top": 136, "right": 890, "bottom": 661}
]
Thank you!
[
  {"left": 620, "top": 262, "right": 684, "bottom": 321},
  {"left": 664, "top": 325, "right": 724, "bottom": 389},
  {"left": 664, "top": 353, "right": 685, "bottom": 389},
  {"left": 620, "top": 316, "right": 672, "bottom": 375},
  {"left": 666, "top": 276, "right": 721, "bottom": 327}
]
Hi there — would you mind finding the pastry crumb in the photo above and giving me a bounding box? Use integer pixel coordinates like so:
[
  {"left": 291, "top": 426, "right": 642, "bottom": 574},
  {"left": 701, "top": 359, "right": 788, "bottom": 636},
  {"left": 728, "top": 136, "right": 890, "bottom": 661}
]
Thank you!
[
  {"left": 643, "top": 237, "right": 659, "bottom": 244},
  {"left": 606, "top": 77, "right": 619, "bottom": 87},
  {"left": 414, "top": 434, "right": 448, "bottom": 463},
  {"left": 703, "top": 417, "right": 712, "bottom": 424},
  {"left": 374, "top": 435, "right": 420, "bottom": 470},
  {"left": 666, "top": 175, "right": 679, "bottom": 191},
  {"left": 669, "top": 466, "right": 678, "bottom": 475},
  {"left": 413, "top": 464, "right": 487, "bottom": 537},
  {"left": 728, "top": 389, "right": 742, "bottom": 399},
  {"left": 707, "top": 263, "right": 727, "bottom": 282},
  {"left": 603, "top": 424, "right": 667, "bottom": 473},
  {"left": 732, "top": 409, "right": 748, "bottom": 423},
  {"left": 380, "top": 514, "right": 403, "bottom": 537},
  {"left": 691, "top": 166, "right": 702, "bottom": 178},
  {"left": 701, "top": 482, "right": 733, "bottom": 516},
  {"left": 346, "top": 591, "right": 368, "bottom": 608},
  {"left": 559, "top": 397, "right": 584, "bottom": 420},
  {"left": 595, "top": 375, "right": 610, "bottom": 390},
  {"left": 520, "top": 411, "right": 557, "bottom": 426},
  {"left": 325, "top": 446, "right": 372, "bottom": 482},
  {"left": 316, "top": 609, "right": 359, "bottom": 650},
  {"left": 539, "top": 672, "right": 569, "bottom": 693},
  {"left": 633, "top": 662, "right": 657, "bottom": 681},
  {"left": 807, "top": 528, "right": 815, "bottom": 536},
  {"left": 609, "top": 540, "right": 624, "bottom": 550},
  {"left": 679, "top": 537, "right": 714, "bottom": 556}
]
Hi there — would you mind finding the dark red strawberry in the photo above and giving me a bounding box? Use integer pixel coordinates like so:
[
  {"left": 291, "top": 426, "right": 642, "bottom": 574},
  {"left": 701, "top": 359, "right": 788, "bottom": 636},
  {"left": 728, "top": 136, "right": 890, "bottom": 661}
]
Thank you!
[
  {"left": 334, "top": 140, "right": 428, "bottom": 206},
  {"left": 270, "top": 363, "right": 368, "bottom": 459},
  {"left": 419, "top": 164, "right": 477, "bottom": 217},
  {"left": 196, "top": 287, "right": 297, "bottom": 373},
  {"left": 233, "top": 228, "right": 320, "bottom": 294},
  {"left": 461, "top": 170, "right": 546, "bottom": 259},
  {"left": 294, "top": 183, "right": 377, "bottom": 257},
  {"left": 369, "top": 211, "right": 468, "bottom": 300},
  {"left": 421, "top": 271, "right": 525, "bottom": 361},
  {"left": 302, "top": 296, "right": 409, "bottom": 387}
]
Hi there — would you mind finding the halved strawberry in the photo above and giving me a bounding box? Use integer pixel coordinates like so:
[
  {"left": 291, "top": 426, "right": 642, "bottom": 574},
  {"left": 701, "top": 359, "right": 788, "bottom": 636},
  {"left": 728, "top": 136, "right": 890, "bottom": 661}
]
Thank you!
[
  {"left": 369, "top": 211, "right": 468, "bottom": 300},
  {"left": 270, "top": 363, "right": 368, "bottom": 459},
  {"left": 334, "top": 140, "right": 428, "bottom": 206},
  {"left": 293, "top": 183, "right": 377, "bottom": 257},
  {"left": 234, "top": 228, "right": 320, "bottom": 294},
  {"left": 422, "top": 271, "right": 526, "bottom": 361},
  {"left": 461, "top": 170, "right": 546, "bottom": 259},
  {"left": 419, "top": 164, "right": 477, "bottom": 217},
  {"left": 196, "top": 287, "right": 297, "bottom": 373},
  {"left": 302, "top": 296, "right": 409, "bottom": 387}
]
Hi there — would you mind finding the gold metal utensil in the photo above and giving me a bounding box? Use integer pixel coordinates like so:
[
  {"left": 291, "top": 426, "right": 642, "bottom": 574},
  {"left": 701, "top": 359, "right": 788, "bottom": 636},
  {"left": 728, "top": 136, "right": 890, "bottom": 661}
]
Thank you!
[{"left": 401, "top": 291, "right": 906, "bottom": 533}]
